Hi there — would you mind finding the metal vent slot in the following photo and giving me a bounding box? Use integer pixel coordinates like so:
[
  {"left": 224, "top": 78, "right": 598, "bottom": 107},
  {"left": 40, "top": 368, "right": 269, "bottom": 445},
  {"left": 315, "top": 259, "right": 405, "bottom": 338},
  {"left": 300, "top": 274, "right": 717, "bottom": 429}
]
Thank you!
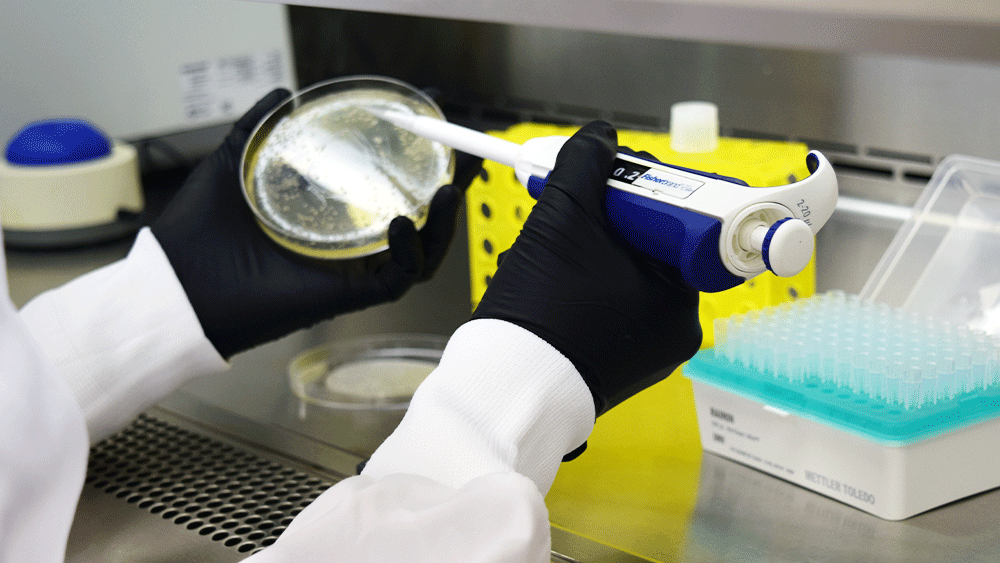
[
  {"left": 827, "top": 158, "right": 895, "bottom": 180},
  {"left": 866, "top": 147, "right": 934, "bottom": 165},
  {"left": 85, "top": 414, "right": 334, "bottom": 556}
]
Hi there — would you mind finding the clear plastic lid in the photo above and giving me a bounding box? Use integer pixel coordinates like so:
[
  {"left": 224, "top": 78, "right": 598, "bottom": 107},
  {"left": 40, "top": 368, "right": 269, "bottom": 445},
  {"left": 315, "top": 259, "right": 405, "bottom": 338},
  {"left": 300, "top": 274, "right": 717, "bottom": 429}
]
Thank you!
[{"left": 860, "top": 155, "right": 1000, "bottom": 334}]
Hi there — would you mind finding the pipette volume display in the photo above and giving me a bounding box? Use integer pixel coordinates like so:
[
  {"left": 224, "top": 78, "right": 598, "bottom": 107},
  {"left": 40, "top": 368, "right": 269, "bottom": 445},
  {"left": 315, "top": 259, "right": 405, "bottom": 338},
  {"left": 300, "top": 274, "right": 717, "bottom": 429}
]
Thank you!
[{"left": 366, "top": 108, "right": 838, "bottom": 293}]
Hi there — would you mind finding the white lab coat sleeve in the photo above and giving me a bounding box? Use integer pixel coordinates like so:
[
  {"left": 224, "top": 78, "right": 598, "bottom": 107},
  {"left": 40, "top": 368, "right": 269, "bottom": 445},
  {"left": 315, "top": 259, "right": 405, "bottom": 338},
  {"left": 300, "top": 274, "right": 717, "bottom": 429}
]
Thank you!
[
  {"left": 19, "top": 227, "right": 229, "bottom": 444},
  {"left": 1, "top": 230, "right": 89, "bottom": 563},
  {"left": 247, "top": 318, "right": 596, "bottom": 563}
]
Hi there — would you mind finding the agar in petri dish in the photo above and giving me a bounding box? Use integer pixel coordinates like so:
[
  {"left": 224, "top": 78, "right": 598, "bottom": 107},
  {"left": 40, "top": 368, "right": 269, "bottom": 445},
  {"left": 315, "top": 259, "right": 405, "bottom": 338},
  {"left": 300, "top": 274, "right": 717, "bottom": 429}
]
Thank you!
[
  {"left": 321, "top": 358, "right": 438, "bottom": 404},
  {"left": 243, "top": 76, "right": 454, "bottom": 259},
  {"left": 288, "top": 334, "right": 447, "bottom": 410}
]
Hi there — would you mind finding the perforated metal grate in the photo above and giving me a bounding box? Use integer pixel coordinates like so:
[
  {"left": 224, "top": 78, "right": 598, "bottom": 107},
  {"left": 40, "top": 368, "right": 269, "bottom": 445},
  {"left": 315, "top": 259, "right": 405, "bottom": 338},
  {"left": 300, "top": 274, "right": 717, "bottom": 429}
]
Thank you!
[{"left": 85, "top": 413, "right": 335, "bottom": 556}]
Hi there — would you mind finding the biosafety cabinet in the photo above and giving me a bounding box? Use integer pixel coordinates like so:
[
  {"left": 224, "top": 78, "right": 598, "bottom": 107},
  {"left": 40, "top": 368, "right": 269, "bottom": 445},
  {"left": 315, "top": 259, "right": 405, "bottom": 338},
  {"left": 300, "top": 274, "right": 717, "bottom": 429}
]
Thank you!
[{"left": 7, "top": 1, "right": 1000, "bottom": 562}]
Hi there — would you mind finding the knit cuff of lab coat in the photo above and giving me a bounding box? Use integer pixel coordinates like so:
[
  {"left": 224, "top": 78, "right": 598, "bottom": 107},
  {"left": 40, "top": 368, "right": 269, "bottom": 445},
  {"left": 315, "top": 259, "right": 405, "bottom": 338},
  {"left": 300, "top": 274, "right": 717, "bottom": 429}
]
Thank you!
[
  {"left": 19, "top": 227, "right": 228, "bottom": 443},
  {"left": 362, "top": 318, "right": 596, "bottom": 496}
]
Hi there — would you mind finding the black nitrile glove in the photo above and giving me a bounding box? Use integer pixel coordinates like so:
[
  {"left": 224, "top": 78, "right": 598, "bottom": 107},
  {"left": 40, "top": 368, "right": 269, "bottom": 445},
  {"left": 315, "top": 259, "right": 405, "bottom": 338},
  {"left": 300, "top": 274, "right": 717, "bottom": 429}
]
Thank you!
[
  {"left": 152, "top": 89, "right": 471, "bottom": 358},
  {"left": 472, "top": 121, "right": 703, "bottom": 417}
]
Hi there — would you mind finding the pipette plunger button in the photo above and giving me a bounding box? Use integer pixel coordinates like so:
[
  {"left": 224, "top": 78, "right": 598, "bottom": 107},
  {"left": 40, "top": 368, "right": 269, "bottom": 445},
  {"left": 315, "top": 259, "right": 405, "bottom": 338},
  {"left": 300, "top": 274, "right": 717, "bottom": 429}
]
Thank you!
[{"left": 761, "top": 218, "right": 814, "bottom": 277}]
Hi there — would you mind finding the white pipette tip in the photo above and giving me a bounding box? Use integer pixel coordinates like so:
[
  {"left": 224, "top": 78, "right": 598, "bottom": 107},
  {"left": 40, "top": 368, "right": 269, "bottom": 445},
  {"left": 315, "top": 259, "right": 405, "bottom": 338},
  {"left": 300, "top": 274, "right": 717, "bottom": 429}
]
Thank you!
[
  {"left": 361, "top": 106, "right": 523, "bottom": 168},
  {"left": 362, "top": 106, "right": 413, "bottom": 129}
]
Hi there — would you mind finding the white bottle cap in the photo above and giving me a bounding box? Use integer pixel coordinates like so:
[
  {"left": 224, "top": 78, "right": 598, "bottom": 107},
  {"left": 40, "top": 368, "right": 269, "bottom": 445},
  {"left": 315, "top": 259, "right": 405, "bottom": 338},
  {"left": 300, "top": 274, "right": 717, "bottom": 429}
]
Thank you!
[{"left": 669, "top": 101, "right": 719, "bottom": 153}]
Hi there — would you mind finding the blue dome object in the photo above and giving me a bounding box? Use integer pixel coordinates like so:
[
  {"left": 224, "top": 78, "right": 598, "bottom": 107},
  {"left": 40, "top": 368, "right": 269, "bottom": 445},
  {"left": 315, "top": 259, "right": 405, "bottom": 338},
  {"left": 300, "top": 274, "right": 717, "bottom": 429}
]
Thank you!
[{"left": 5, "top": 119, "right": 113, "bottom": 166}]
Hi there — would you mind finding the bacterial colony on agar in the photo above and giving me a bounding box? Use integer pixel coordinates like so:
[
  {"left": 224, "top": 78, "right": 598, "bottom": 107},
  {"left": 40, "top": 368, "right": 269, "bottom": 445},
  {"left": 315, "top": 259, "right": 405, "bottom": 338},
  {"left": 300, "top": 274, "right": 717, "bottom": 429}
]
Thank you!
[
  {"left": 322, "top": 358, "right": 437, "bottom": 403},
  {"left": 293, "top": 357, "right": 437, "bottom": 407},
  {"left": 252, "top": 88, "right": 452, "bottom": 250}
]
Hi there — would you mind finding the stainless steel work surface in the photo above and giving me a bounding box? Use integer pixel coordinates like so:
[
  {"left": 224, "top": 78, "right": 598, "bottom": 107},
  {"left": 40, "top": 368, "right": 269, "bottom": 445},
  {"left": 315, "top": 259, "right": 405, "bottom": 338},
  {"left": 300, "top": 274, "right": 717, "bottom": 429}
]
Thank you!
[
  {"left": 67, "top": 404, "right": 648, "bottom": 563},
  {"left": 687, "top": 453, "right": 1000, "bottom": 563},
  {"left": 65, "top": 396, "right": 1000, "bottom": 563}
]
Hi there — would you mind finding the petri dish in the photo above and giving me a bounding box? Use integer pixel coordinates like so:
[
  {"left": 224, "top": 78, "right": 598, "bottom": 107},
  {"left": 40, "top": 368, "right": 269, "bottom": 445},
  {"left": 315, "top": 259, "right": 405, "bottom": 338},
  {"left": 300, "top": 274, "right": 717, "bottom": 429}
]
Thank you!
[
  {"left": 241, "top": 76, "right": 455, "bottom": 259},
  {"left": 288, "top": 334, "right": 447, "bottom": 410}
]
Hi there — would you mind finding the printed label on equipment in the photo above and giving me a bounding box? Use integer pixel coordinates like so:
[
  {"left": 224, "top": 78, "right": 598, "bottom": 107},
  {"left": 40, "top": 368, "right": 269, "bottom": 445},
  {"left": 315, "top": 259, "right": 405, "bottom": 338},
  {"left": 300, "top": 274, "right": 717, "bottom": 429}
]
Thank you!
[
  {"left": 804, "top": 470, "right": 877, "bottom": 506},
  {"left": 609, "top": 157, "right": 704, "bottom": 199},
  {"left": 179, "top": 50, "right": 286, "bottom": 124},
  {"left": 709, "top": 414, "right": 795, "bottom": 477}
]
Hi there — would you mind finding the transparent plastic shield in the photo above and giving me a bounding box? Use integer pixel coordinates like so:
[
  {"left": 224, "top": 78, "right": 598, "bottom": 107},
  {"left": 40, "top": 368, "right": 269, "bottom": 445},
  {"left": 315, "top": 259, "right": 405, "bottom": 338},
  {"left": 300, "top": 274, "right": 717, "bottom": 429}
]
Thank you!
[{"left": 861, "top": 155, "right": 1000, "bottom": 334}]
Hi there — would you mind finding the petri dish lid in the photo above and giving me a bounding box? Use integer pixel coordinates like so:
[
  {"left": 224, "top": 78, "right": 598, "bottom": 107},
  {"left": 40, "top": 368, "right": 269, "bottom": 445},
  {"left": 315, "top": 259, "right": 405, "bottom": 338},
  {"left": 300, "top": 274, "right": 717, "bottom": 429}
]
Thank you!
[
  {"left": 241, "top": 76, "right": 455, "bottom": 260},
  {"left": 288, "top": 334, "right": 447, "bottom": 410},
  {"left": 860, "top": 155, "right": 1000, "bottom": 333}
]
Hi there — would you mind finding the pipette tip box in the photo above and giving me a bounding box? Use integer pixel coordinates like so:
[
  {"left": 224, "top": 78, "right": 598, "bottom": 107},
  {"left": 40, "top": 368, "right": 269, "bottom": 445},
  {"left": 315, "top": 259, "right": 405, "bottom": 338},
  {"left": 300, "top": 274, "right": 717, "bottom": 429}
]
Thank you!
[{"left": 686, "top": 155, "right": 1000, "bottom": 520}]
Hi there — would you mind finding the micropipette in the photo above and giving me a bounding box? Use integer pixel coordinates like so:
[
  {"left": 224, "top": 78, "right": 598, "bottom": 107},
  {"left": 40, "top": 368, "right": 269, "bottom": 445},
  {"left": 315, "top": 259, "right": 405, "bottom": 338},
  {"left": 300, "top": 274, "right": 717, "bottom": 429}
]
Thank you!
[{"left": 367, "top": 107, "right": 839, "bottom": 293}]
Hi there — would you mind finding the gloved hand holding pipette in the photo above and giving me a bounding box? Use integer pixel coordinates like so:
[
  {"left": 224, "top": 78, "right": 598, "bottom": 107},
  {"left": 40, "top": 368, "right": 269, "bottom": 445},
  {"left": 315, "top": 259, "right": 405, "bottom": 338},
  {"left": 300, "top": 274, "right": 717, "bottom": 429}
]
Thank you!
[{"left": 472, "top": 121, "right": 703, "bottom": 416}]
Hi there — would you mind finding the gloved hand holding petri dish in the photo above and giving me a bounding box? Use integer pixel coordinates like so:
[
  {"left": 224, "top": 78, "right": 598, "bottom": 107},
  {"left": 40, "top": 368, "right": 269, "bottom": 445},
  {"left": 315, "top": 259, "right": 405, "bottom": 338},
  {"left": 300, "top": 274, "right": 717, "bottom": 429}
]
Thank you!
[{"left": 241, "top": 75, "right": 455, "bottom": 259}]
